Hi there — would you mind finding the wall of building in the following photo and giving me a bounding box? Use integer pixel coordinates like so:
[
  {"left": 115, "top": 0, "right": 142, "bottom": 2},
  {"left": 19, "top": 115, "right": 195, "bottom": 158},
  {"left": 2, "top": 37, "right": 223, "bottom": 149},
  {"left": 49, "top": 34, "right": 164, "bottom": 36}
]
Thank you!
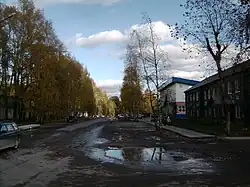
[
  {"left": 175, "top": 83, "right": 193, "bottom": 102},
  {"left": 159, "top": 84, "right": 176, "bottom": 105}
]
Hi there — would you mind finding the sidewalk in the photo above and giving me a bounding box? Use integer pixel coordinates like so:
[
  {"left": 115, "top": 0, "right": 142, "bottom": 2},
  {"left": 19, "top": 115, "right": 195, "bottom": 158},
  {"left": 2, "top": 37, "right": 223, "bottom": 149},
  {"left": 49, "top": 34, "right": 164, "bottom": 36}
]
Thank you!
[
  {"left": 140, "top": 118, "right": 250, "bottom": 140},
  {"left": 141, "top": 118, "right": 214, "bottom": 139},
  {"left": 19, "top": 124, "right": 40, "bottom": 130}
]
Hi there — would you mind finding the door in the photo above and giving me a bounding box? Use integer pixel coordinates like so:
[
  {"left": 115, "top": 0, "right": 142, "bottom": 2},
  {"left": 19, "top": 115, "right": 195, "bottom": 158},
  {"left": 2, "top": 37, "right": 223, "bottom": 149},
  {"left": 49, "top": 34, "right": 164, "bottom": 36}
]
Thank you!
[{"left": 0, "top": 125, "right": 8, "bottom": 150}]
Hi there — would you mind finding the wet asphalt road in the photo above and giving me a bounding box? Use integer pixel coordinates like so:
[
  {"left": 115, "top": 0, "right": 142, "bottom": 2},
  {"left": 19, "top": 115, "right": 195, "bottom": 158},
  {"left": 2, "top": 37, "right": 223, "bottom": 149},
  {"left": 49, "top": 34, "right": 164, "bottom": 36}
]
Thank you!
[{"left": 1, "top": 119, "right": 250, "bottom": 187}]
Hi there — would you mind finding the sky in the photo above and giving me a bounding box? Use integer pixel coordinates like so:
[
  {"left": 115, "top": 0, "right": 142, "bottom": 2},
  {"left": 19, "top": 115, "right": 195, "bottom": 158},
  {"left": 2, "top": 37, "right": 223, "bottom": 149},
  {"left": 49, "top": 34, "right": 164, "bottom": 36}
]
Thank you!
[{"left": 6, "top": 0, "right": 206, "bottom": 96}]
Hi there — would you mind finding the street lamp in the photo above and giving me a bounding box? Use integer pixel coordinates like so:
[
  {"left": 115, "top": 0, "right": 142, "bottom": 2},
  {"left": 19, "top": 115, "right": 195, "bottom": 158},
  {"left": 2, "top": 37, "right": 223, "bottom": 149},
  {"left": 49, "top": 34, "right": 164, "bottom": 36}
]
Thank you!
[{"left": 0, "top": 12, "right": 16, "bottom": 24}]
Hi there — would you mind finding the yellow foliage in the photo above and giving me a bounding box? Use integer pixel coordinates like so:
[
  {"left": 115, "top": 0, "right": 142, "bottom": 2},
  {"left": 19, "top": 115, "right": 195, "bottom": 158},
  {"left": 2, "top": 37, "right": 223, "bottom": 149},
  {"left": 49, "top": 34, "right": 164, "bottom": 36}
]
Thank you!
[{"left": 0, "top": 0, "right": 108, "bottom": 122}]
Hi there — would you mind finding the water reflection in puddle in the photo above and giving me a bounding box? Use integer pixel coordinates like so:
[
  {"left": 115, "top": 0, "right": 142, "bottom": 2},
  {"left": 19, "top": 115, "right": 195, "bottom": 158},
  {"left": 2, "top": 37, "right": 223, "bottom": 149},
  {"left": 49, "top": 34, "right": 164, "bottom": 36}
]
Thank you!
[{"left": 85, "top": 147, "right": 214, "bottom": 174}]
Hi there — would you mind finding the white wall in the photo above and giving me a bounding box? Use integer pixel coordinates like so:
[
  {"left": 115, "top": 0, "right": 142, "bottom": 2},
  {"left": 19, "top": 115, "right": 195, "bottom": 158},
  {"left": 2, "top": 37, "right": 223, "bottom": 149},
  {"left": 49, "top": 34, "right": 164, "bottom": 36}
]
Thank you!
[
  {"left": 160, "top": 82, "right": 193, "bottom": 104},
  {"left": 159, "top": 84, "right": 176, "bottom": 105},
  {"left": 175, "top": 83, "right": 193, "bottom": 102}
]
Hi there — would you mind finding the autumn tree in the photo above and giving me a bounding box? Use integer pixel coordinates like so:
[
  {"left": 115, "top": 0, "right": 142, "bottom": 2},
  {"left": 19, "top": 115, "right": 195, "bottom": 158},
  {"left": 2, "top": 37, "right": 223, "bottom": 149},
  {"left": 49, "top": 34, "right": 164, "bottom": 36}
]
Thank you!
[
  {"left": 0, "top": 0, "right": 104, "bottom": 123},
  {"left": 141, "top": 89, "right": 157, "bottom": 114},
  {"left": 110, "top": 96, "right": 122, "bottom": 115},
  {"left": 124, "top": 14, "right": 170, "bottom": 129},
  {"left": 120, "top": 63, "right": 142, "bottom": 116}
]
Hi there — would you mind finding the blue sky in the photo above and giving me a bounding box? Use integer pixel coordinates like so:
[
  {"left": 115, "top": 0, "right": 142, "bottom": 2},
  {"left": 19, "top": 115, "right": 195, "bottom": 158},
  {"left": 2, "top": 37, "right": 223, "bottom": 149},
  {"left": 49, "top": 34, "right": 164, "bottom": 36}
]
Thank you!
[{"left": 7, "top": 0, "right": 203, "bottom": 95}]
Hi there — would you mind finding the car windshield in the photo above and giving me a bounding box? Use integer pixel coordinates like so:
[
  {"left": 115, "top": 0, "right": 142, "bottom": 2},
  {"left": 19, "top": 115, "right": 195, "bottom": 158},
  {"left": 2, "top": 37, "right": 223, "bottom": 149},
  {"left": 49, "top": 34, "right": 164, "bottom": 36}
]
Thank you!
[{"left": 12, "top": 123, "right": 18, "bottom": 130}]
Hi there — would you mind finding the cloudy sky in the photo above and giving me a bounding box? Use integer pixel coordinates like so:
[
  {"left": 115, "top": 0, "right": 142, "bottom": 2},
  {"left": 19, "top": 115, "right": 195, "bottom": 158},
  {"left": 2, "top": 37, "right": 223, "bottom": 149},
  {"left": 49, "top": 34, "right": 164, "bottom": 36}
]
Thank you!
[{"left": 6, "top": 0, "right": 205, "bottom": 95}]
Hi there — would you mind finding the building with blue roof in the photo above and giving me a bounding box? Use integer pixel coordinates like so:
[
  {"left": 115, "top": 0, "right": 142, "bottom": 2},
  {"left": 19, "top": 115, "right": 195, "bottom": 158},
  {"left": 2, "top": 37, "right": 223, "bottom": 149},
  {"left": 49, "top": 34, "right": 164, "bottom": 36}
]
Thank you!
[{"left": 159, "top": 77, "right": 200, "bottom": 119}]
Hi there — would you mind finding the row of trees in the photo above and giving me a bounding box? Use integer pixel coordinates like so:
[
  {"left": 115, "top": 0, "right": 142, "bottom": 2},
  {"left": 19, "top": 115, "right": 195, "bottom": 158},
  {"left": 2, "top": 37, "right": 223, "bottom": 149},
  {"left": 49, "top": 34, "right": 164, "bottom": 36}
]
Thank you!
[{"left": 0, "top": 0, "right": 115, "bottom": 123}]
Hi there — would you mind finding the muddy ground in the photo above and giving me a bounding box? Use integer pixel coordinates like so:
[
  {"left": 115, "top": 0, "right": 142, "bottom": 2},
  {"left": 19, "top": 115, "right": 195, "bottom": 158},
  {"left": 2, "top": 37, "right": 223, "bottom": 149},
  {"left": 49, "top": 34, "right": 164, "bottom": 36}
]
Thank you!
[{"left": 1, "top": 119, "right": 250, "bottom": 187}]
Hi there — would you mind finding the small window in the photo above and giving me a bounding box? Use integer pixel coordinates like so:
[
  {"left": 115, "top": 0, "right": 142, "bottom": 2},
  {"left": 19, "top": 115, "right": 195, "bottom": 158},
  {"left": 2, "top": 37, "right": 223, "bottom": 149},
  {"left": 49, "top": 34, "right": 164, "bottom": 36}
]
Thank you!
[
  {"left": 204, "top": 90, "right": 207, "bottom": 100},
  {"left": 235, "top": 80, "right": 240, "bottom": 93},
  {"left": 235, "top": 105, "right": 241, "bottom": 119},
  {"left": 212, "top": 88, "right": 216, "bottom": 98},
  {"left": 208, "top": 108, "right": 212, "bottom": 116},
  {"left": 182, "top": 106, "right": 185, "bottom": 112},
  {"left": 178, "top": 106, "right": 182, "bottom": 112},
  {"left": 207, "top": 89, "right": 211, "bottom": 99},
  {"left": 213, "top": 108, "right": 216, "bottom": 117},
  {"left": 6, "top": 124, "right": 14, "bottom": 132},
  {"left": 196, "top": 92, "right": 199, "bottom": 101},
  {"left": 228, "top": 82, "right": 232, "bottom": 94},
  {"left": 196, "top": 109, "right": 199, "bottom": 117}
]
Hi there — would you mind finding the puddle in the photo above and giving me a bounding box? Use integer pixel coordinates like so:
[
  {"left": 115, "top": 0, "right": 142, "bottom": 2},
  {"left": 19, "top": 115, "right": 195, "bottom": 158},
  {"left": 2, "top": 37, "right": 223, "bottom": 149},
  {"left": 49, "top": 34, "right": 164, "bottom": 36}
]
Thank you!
[
  {"left": 84, "top": 146, "right": 214, "bottom": 174},
  {"left": 72, "top": 125, "right": 109, "bottom": 148}
]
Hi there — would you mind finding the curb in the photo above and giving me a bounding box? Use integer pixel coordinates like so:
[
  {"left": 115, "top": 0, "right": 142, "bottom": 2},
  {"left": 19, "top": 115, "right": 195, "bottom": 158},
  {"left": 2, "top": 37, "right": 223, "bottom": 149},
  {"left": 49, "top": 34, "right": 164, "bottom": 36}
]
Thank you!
[{"left": 140, "top": 120, "right": 217, "bottom": 140}]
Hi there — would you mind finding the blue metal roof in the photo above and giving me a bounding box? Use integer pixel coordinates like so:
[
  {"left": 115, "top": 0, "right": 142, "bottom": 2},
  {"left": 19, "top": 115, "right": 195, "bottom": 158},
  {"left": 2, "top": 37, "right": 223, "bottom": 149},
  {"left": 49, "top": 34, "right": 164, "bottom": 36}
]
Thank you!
[
  {"left": 159, "top": 77, "right": 200, "bottom": 91},
  {"left": 171, "top": 77, "right": 200, "bottom": 85}
]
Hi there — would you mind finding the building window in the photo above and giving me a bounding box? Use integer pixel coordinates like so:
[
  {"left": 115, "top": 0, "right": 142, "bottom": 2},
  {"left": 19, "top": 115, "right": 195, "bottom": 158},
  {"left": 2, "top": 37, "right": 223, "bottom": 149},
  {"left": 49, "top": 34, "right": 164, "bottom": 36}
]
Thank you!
[
  {"left": 208, "top": 108, "right": 212, "bottom": 116},
  {"left": 221, "top": 83, "right": 225, "bottom": 92},
  {"left": 222, "top": 108, "right": 225, "bottom": 117},
  {"left": 197, "top": 109, "right": 199, "bottom": 117},
  {"left": 228, "top": 81, "right": 232, "bottom": 94},
  {"left": 212, "top": 88, "right": 216, "bottom": 98},
  {"left": 235, "top": 105, "right": 241, "bottom": 119},
  {"left": 235, "top": 80, "right": 240, "bottom": 93},
  {"left": 178, "top": 106, "right": 182, "bottom": 112},
  {"left": 182, "top": 106, "right": 185, "bottom": 112},
  {"left": 213, "top": 108, "right": 216, "bottom": 117},
  {"left": 196, "top": 92, "right": 199, "bottom": 101},
  {"left": 207, "top": 89, "right": 211, "bottom": 99},
  {"left": 204, "top": 90, "right": 207, "bottom": 100}
]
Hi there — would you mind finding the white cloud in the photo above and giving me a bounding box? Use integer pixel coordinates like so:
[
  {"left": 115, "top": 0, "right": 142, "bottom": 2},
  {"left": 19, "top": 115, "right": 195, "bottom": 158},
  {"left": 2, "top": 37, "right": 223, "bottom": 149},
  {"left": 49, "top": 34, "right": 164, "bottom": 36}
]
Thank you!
[
  {"left": 68, "top": 21, "right": 172, "bottom": 48},
  {"left": 74, "top": 30, "right": 126, "bottom": 48},
  {"left": 95, "top": 79, "right": 122, "bottom": 96},
  {"left": 171, "top": 70, "right": 204, "bottom": 80},
  {"left": 69, "top": 21, "right": 205, "bottom": 94}
]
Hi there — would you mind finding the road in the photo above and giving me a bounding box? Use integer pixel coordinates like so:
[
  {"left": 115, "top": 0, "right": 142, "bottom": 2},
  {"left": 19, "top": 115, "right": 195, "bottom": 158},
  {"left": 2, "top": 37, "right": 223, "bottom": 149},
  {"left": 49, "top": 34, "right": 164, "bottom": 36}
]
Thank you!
[{"left": 1, "top": 119, "right": 250, "bottom": 186}]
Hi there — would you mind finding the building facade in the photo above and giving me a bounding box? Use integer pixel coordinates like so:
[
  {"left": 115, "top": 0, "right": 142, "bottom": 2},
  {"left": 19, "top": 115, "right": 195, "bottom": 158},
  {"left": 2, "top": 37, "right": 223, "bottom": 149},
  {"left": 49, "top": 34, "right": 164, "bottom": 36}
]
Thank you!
[
  {"left": 185, "top": 60, "right": 250, "bottom": 126},
  {"left": 159, "top": 77, "right": 200, "bottom": 119}
]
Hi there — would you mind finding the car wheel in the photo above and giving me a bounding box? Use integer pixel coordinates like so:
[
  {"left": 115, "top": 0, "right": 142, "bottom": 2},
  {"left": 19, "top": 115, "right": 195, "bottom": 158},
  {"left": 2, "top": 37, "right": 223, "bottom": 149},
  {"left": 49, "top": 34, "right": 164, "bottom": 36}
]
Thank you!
[{"left": 14, "top": 138, "right": 20, "bottom": 149}]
